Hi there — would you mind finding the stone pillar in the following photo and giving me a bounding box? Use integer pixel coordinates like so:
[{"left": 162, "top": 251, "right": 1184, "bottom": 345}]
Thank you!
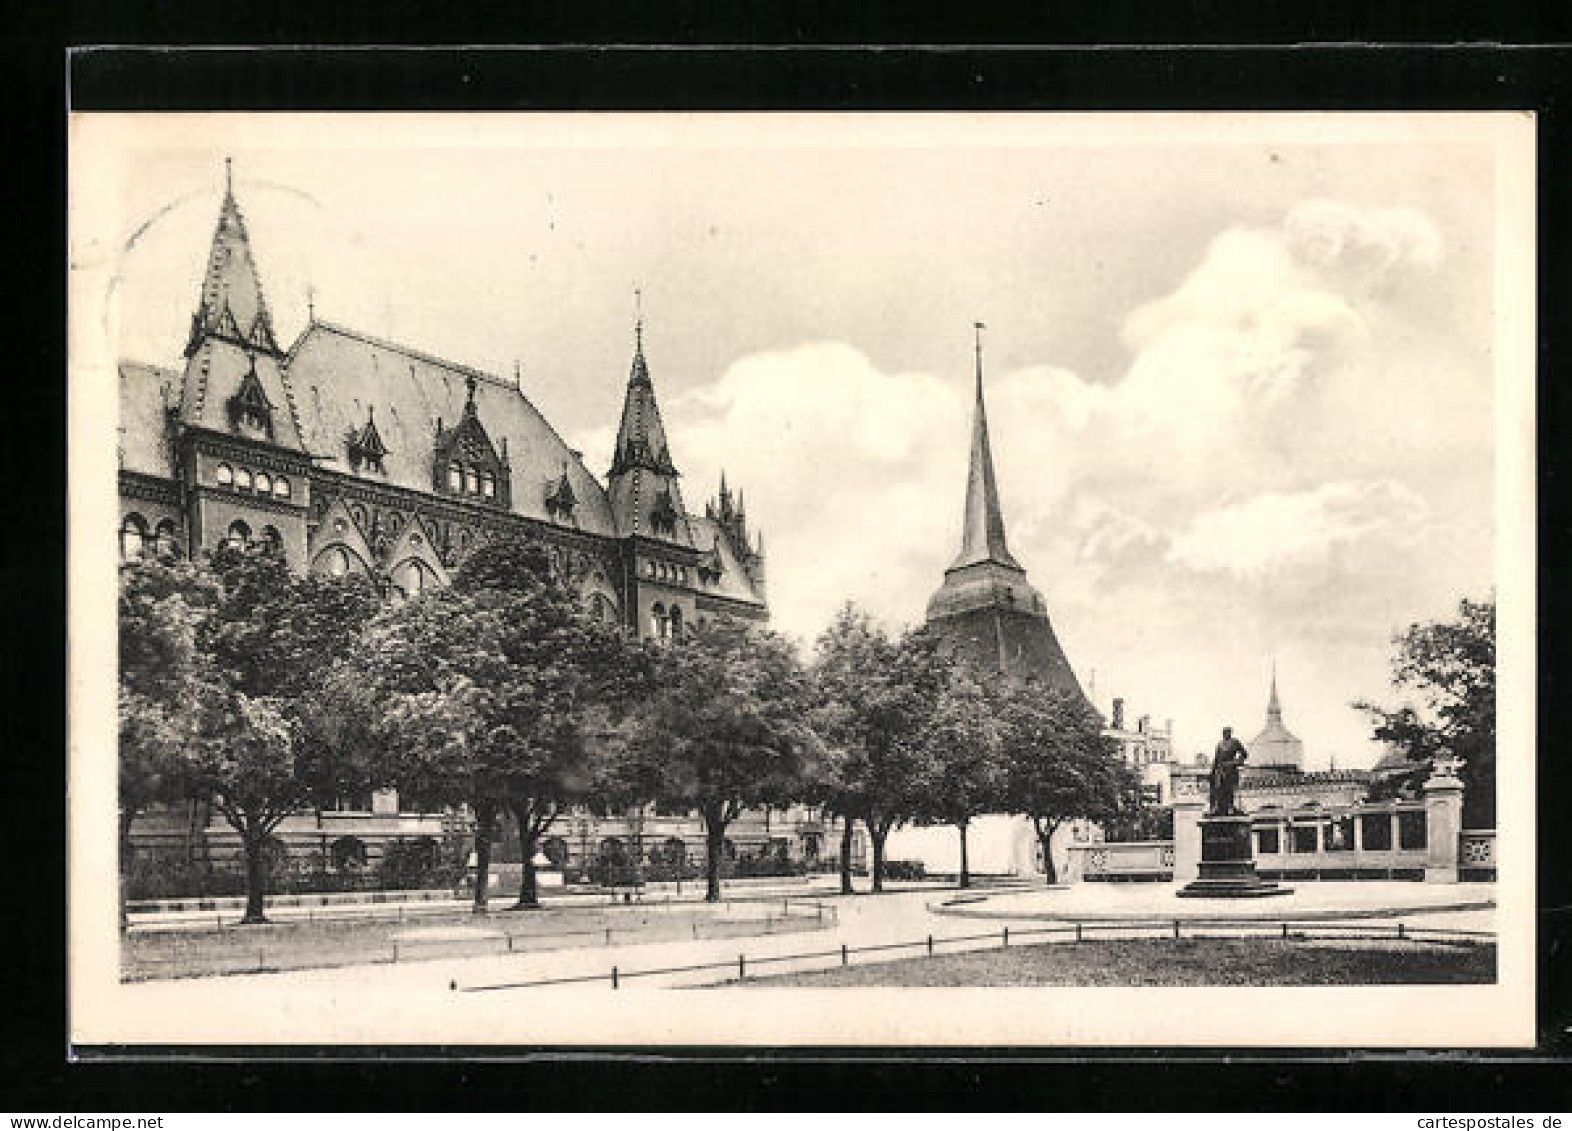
[
  {"left": 1423, "top": 754, "right": 1465, "bottom": 883},
  {"left": 1169, "top": 764, "right": 1208, "bottom": 885}
]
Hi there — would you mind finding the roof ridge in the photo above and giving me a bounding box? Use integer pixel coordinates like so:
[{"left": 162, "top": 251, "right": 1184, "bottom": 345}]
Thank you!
[
  {"left": 306, "top": 319, "right": 519, "bottom": 391},
  {"left": 296, "top": 319, "right": 604, "bottom": 486}
]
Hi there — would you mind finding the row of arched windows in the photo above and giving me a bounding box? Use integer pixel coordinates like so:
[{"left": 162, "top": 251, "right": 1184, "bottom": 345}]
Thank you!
[
  {"left": 446, "top": 461, "right": 496, "bottom": 499},
  {"left": 649, "top": 602, "right": 684, "bottom": 642},
  {"left": 119, "top": 513, "right": 180, "bottom": 561},
  {"left": 643, "top": 559, "right": 689, "bottom": 585},
  {"left": 225, "top": 520, "right": 282, "bottom": 555},
  {"left": 215, "top": 462, "right": 292, "bottom": 499}
]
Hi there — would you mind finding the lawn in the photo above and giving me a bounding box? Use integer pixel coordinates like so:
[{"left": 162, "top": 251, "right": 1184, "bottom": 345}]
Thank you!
[
  {"left": 722, "top": 937, "right": 1496, "bottom": 987},
  {"left": 124, "top": 899, "right": 827, "bottom": 981}
]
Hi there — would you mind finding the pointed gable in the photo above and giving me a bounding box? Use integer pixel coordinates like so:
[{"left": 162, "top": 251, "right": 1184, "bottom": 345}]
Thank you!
[{"left": 606, "top": 321, "right": 696, "bottom": 546}]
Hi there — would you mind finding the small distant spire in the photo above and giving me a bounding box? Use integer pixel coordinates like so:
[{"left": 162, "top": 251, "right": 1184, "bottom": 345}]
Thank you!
[
  {"left": 1267, "top": 657, "right": 1282, "bottom": 720},
  {"left": 464, "top": 374, "right": 478, "bottom": 408}
]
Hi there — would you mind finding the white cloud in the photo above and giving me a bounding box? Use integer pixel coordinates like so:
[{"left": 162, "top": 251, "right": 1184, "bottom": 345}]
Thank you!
[{"left": 1166, "top": 480, "right": 1431, "bottom": 576}]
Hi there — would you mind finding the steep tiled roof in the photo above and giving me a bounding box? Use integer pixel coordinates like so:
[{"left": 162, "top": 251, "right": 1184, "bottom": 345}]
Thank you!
[
  {"left": 284, "top": 321, "right": 618, "bottom": 535},
  {"left": 118, "top": 361, "right": 181, "bottom": 477}
]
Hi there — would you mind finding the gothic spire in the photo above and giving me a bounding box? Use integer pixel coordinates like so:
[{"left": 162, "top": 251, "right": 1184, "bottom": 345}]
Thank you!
[
  {"left": 607, "top": 301, "right": 691, "bottom": 544},
  {"left": 949, "top": 322, "right": 1021, "bottom": 572},
  {"left": 1266, "top": 658, "right": 1283, "bottom": 722},
  {"left": 189, "top": 159, "right": 278, "bottom": 355}
]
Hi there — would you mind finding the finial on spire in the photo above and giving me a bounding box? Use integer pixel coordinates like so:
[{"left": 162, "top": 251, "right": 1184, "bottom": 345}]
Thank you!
[
  {"left": 464, "top": 374, "right": 478, "bottom": 408},
  {"left": 634, "top": 286, "right": 644, "bottom": 350},
  {"left": 306, "top": 285, "right": 315, "bottom": 323},
  {"left": 974, "top": 320, "right": 986, "bottom": 387},
  {"left": 224, "top": 156, "right": 233, "bottom": 196}
]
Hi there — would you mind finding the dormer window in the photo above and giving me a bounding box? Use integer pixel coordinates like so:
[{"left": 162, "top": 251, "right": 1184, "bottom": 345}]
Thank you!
[
  {"left": 432, "top": 375, "right": 512, "bottom": 507},
  {"left": 465, "top": 467, "right": 480, "bottom": 495},
  {"left": 226, "top": 356, "right": 274, "bottom": 438},
  {"left": 544, "top": 464, "right": 577, "bottom": 522},
  {"left": 345, "top": 407, "right": 389, "bottom": 474},
  {"left": 481, "top": 472, "right": 496, "bottom": 499},
  {"left": 447, "top": 463, "right": 463, "bottom": 492},
  {"left": 650, "top": 487, "right": 678, "bottom": 537}
]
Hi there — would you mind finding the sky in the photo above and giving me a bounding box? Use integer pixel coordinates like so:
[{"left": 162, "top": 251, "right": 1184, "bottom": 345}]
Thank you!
[{"left": 75, "top": 113, "right": 1516, "bottom": 767}]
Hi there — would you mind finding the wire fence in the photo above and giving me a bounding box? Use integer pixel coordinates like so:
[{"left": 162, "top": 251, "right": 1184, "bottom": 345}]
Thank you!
[
  {"left": 122, "top": 898, "right": 839, "bottom": 981},
  {"left": 458, "top": 918, "right": 1497, "bottom": 993}
]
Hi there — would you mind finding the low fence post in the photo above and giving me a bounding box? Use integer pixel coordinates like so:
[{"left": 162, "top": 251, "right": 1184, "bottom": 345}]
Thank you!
[
  {"left": 1281, "top": 922, "right": 1289, "bottom": 940},
  {"left": 1173, "top": 920, "right": 1181, "bottom": 941},
  {"left": 927, "top": 934, "right": 934, "bottom": 956},
  {"left": 391, "top": 941, "right": 398, "bottom": 963},
  {"left": 1397, "top": 922, "right": 1406, "bottom": 940},
  {"left": 841, "top": 943, "right": 848, "bottom": 967},
  {"left": 605, "top": 927, "right": 612, "bottom": 945},
  {"left": 1075, "top": 922, "right": 1083, "bottom": 944},
  {"left": 611, "top": 966, "right": 619, "bottom": 989},
  {"left": 1002, "top": 927, "right": 1009, "bottom": 948},
  {"left": 738, "top": 954, "right": 746, "bottom": 981}
]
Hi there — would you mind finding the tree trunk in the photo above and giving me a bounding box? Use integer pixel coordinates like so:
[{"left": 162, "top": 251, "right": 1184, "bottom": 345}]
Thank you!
[
  {"left": 957, "top": 820, "right": 970, "bottom": 890},
  {"left": 867, "top": 819, "right": 888, "bottom": 893},
  {"left": 1038, "top": 826, "right": 1059, "bottom": 886},
  {"left": 472, "top": 802, "right": 496, "bottom": 915},
  {"left": 241, "top": 830, "right": 269, "bottom": 924},
  {"left": 509, "top": 801, "right": 544, "bottom": 910},
  {"left": 704, "top": 815, "right": 726, "bottom": 903},
  {"left": 839, "top": 819, "right": 855, "bottom": 896}
]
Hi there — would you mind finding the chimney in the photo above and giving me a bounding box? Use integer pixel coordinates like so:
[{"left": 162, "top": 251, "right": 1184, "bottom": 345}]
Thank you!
[
  {"left": 1138, "top": 714, "right": 1149, "bottom": 734},
  {"left": 1111, "top": 697, "right": 1125, "bottom": 730}
]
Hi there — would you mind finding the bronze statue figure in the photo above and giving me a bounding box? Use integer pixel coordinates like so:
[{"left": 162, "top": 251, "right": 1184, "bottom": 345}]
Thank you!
[{"left": 1208, "top": 726, "right": 1249, "bottom": 816}]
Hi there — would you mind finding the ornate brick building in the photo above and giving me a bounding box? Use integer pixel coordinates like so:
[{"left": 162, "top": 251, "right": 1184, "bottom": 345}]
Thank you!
[{"left": 118, "top": 167, "right": 840, "bottom": 883}]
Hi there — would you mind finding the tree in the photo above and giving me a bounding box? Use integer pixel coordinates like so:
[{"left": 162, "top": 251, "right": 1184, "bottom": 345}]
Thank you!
[
  {"left": 1355, "top": 594, "right": 1496, "bottom": 826},
  {"left": 192, "top": 545, "right": 379, "bottom": 923},
  {"left": 812, "top": 607, "right": 950, "bottom": 893},
  {"left": 913, "top": 671, "right": 1003, "bottom": 889},
  {"left": 361, "top": 538, "right": 650, "bottom": 913},
  {"left": 453, "top": 538, "right": 653, "bottom": 909},
  {"left": 618, "top": 619, "right": 818, "bottom": 902},
  {"left": 118, "top": 556, "right": 220, "bottom": 925},
  {"left": 997, "top": 681, "right": 1130, "bottom": 885}
]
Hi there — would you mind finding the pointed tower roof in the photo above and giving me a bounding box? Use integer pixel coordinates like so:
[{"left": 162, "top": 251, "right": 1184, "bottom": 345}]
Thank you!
[
  {"left": 606, "top": 306, "right": 694, "bottom": 545},
  {"left": 950, "top": 322, "right": 1022, "bottom": 572},
  {"left": 925, "top": 324, "right": 1084, "bottom": 702},
  {"left": 1250, "top": 659, "right": 1305, "bottom": 771},
  {"left": 188, "top": 158, "right": 278, "bottom": 356}
]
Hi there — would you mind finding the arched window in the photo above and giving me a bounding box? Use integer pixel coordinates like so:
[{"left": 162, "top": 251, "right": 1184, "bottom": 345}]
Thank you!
[
  {"left": 255, "top": 471, "right": 272, "bottom": 496},
  {"left": 273, "top": 475, "right": 291, "bottom": 499},
  {"left": 330, "top": 836, "right": 367, "bottom": 872},
  {"left": 649, "top": 602, "right": 666, "bottom": 640},
  {"left": 542, "top": 837, "right": 569, "bottom": 867},
  {"left": 226, "top": 519, "right": 251, "bottom": 549},
  {"left": 598, "top": 837, "right": 626, "bottom": 864},
  {"left": 447, "top": 463, "right": 463, "bottom": 492},
  {"left": 481, "top": 472, "right": 495, "bottom": 499},
  {"left": 465, "top": 467, "right": 480, "bottom": 495},
  {"left": 119, "top": 513, "right": 148, "bottom": 561},
  {"left": 322, "top": 546, "right": 350, "bottom": 577},
  {"left": 391, "top": 558, "right": 437, "bottom": 599},
  {"left": 259, "top": 526, "right": 282, "bottom": 556},
  {"left": 591, "top": 593, "right": 616, "bottom": 624},
  {"left": 668, "top": 606, "right": 683, "bottom": 639},
  {"left": 234, "top": 467, "right": 253, "bottom": 492},
  {"left": 645, "top": 560, "right": 656, "bottom": 578},
  {"left": 215, "top": 463, "right": 233, "bottom": 487},
  {"left": 154, "top": 518, "right": 178, "bottom": 558}
]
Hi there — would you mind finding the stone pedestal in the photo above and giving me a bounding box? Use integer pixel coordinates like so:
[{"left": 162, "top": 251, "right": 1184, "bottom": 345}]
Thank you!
[
  {"left": 1168, "top": 764, "right": 1208, "bottom": 886},
  {"left": 1422, "top": 755, "right": 1465, "bottom": 884},
  {"left": 1177, "top": 815, "right": 1291, "bottom": 899}
]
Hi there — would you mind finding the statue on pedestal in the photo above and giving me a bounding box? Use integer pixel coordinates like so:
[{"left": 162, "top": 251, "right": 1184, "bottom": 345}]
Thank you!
[{"left": 1208, "top": 727, "right": 1249, "bottom": 817}]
